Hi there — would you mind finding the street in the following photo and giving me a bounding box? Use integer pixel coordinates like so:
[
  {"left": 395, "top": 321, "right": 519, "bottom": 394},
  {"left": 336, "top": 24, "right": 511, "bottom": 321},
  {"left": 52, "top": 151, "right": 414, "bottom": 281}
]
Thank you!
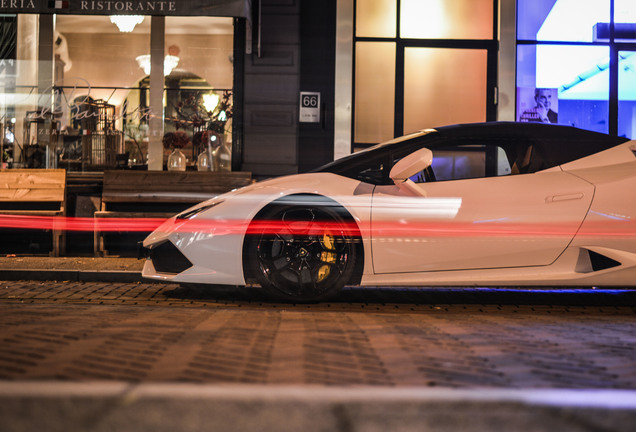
[{"left": 1, "top": 280, "right": 635, "bottom": 387}]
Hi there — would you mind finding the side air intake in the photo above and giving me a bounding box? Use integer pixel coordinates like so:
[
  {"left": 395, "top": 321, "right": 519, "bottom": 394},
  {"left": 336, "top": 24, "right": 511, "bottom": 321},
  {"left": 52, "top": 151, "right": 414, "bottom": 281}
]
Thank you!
[
  {"left": 576, "top": 249, "right": 622, "bottom": 273},
  {"left": 147, "top": 241, "right": 193, "bottom": 274},
  {"left": 588, "top": 250, "right": 621, "bottom": 272}
]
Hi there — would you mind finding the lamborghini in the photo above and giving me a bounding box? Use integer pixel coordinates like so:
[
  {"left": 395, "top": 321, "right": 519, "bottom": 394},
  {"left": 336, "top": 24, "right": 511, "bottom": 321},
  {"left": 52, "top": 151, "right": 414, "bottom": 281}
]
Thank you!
[{"left": 142, "top": 122, "right": 636, "bottom": 301}]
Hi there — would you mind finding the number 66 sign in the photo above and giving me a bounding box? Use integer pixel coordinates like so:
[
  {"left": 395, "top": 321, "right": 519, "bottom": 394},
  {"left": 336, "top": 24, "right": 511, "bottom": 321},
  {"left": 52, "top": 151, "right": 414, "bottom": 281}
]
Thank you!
[{"left": 299, "top": 91, "right": 320, "bottom": 123}]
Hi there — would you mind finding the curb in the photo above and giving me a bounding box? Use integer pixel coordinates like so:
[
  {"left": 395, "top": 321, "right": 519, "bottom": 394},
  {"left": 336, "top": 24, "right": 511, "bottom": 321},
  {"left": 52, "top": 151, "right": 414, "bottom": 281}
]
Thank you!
[
  {"left": 0, "top": 269, "right": 145, "bottom": 283},
  {"left": 1, "top": 383, "right": 636, "bottom": 432}
]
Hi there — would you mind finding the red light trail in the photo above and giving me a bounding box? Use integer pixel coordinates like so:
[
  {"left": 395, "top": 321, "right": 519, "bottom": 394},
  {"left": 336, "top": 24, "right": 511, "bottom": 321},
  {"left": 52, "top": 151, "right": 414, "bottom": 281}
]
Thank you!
[
  {"left": 0, "top": 214, "right": 634, "bottom": 239},
  {"left": 0, "top": 215, "right": 166, "bottom": 232}
]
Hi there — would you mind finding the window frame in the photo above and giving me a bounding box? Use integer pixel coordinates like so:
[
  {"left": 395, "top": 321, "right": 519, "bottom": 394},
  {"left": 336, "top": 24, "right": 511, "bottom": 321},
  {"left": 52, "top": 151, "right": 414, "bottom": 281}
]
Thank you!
[{"left": 352, "top": 0, "right": 500, "bottom": 150}]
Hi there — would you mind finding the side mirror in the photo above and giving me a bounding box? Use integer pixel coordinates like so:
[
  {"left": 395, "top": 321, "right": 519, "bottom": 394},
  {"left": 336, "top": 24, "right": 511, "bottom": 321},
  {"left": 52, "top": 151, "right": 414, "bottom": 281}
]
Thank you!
[{"left": 389, "top": 148, "right": 433, "bottom": 197}]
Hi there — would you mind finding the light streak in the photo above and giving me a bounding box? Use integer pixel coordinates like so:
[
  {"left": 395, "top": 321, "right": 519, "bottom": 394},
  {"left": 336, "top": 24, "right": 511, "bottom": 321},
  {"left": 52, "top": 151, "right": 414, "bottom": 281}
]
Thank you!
[
  {"left": 0, "top": 215, "right": 634, "bottom": 239},
  {"left": 0, "top": 215, "right": 166, "bottom": 232}
]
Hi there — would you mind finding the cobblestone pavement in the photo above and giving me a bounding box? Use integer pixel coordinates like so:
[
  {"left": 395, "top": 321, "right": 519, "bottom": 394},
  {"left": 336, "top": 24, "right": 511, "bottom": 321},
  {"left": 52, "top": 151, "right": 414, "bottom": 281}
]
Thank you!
[{"left": 1, "top": 280, "right": 636, "bottom": 388}]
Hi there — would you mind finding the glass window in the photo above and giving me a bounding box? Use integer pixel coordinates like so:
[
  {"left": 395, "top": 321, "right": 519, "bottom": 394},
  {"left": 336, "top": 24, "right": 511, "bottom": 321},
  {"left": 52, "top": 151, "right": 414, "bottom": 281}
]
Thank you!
[
  {"left": 160, "top": 17, "right": 234, "bottom": 167},
  {"left": 429, "top": 146, "right": 511, "bottom": 181},
  {"left": 401, "top": 145, "right": 511, "bottom": 183},
  {"left": 51, "top": 15, "right": 151, "bottom": 169},
  {"left": 352, "top": 0, "right": 495, "bottom": 148},
  {"left": 403, "top": 47, "right": 488, "bottom": 133},
  {"left": 517, "top": 44, "right": 609, "bottom": 134},
  {"left": 517, "top": 0, "right": 636, "bottom": 137},
  {"left": 401, "top": 0, "right": 493, "bottom": 39},
  {"left": 517, "top": 0, "right": 610, "bottom": 42},
  {"left": 2, "top": 15, "right": 34, "bottom": 169},
  {"left": 618, "top": 51, "right": 636, "bottom": 139},
  {"left": 615, "top": 0, "right": 636, "bottom": 26},
  {"left": 431, "top": 147, "right": 487, "bottom": 181},
  {"left": 55, "top": 15, "right": 150, "bottom": 97},
  {"left": 356, "top": 0, "right": 396, "bottom": 38},
  {"left": 615, "top": 1, "right": 636, "bottom": 139},
  {"left": 0, "top": 14, "right": 233, "bottom": 171},
  {"left": 354, "top": 42, "right": 396, "bottom": 144}
]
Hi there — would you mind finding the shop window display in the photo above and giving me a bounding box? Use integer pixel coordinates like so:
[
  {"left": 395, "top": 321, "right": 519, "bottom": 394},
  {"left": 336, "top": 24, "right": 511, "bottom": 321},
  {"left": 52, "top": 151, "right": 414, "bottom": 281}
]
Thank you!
[
  {"left": 0, "top": 14, "right": 233, "bottom": 170},
  {"left": 517, "top": 0, "right": 636, "bottom": 138},
  {"left": 618, "top": 50, "right": 636, "bottom": 139}
]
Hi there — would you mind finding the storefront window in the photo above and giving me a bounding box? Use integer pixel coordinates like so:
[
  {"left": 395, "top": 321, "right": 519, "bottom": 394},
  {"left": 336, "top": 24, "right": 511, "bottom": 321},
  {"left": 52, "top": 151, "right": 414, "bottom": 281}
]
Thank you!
[
  {"left": 354, "top": 41, "right": 395, "bottom": 143},
  {"left": 517, "top": 44, "right": 610, "bottom": 133},
  {"left": 0, "top": 13, "right": 233, "bottom": 170},
  {"left": 354, "top": 0, "right": 496, "bottom": 147},
  {"left": 403, "top": 47, "right": 487, "bottom": 133},
  {"left": 618, "top": 51, "right": 636, "bottom": 139},
  {"left": 615, "top": 0, "right": 636, "bottom": 26},
  {"left": 401, "top": 0, "right": 493, "bottom": 40},
  {"left": 134, "top": 16, "right": 234, "bottom": 170},
  {"left": 356, "top": 0, "right": 396, "bottom": 38},
  {"left": 517, "top": 0, "right": 636, "bottom": 138},
  {"left": 518, "top": 0, "right": 610, "bottom": 42},
  {"left": 1, "top": 15, "right": 52, "bottom": 169},
  {"left": 53, "top": 14, "right": 150, "bottom": 170},
  {"left": 616, "top": 0, "right": 636, "bottom": 139}
]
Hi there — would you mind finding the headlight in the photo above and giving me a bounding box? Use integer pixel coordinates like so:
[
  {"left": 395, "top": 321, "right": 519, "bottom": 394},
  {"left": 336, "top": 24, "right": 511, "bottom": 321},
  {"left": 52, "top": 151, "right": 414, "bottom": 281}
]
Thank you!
[{"left": 176, "top": 201, "right": 224, "bottom": 220}]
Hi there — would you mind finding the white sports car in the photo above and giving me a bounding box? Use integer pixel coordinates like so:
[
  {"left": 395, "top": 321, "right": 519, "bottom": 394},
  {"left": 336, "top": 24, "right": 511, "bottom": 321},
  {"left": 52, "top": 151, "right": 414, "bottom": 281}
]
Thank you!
[{"left": 142, "top": 122, "right": 636, "bottom": 301}]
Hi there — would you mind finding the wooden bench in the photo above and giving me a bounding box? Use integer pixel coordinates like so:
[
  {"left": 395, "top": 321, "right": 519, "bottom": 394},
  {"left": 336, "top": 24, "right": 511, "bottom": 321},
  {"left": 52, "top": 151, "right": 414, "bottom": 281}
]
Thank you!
[
  {"left": 94, "top": 170, "right": 253, "bottom": 256},
  {"left": 0, "top": 169, "right": 67, "bottom": 256}
]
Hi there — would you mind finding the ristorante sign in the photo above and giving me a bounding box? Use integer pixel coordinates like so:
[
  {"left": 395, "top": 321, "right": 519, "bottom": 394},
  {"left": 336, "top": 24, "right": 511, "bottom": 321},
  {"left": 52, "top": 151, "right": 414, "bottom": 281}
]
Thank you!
[{"left": 0, "top": 0, "right": 251, "bottom": 17}]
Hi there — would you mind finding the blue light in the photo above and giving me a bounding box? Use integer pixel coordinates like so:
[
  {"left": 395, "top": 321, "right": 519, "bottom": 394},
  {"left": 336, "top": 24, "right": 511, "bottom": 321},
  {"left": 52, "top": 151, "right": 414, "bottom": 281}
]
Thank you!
[
  {"left": 537, "top": 0, "right": 609, "bottom": 42},
  {"left": 534, "top": 0, "right": 636, "bottom": 100}
]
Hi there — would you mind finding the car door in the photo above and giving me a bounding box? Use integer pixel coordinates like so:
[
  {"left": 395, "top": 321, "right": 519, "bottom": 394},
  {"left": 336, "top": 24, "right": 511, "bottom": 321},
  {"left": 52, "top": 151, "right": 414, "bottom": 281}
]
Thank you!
[{"left": 370, "top": 145, "right": 595, "bottom": 274}]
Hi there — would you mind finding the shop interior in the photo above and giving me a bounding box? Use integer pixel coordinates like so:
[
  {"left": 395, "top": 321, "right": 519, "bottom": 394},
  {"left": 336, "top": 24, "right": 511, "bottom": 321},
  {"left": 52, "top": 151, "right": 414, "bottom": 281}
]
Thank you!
[{"left": 1, "top": 14, "right": 234, "bottom": 171}]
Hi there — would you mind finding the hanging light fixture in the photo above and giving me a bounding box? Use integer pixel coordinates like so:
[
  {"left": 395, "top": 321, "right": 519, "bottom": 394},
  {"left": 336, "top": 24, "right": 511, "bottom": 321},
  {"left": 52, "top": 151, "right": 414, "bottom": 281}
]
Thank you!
[
  {"left": 202, "top": 93, "right": 220, "bottom": 112},
  {"left": 110, "top": 15, "right": 145, "bottom": 32},
  {"left": 135, "top": 54, "right": 180, "bottom": 76},
  {"left": 164, "top": 55, "right": 180, "bottom": 75}
]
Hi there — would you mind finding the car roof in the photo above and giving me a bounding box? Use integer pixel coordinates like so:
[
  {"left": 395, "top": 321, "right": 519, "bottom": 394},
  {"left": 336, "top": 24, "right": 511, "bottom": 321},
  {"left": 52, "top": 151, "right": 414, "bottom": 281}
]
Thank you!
[
  {"left": 434, "top": 122, "right": 627, "bottom": 147},
  {"left": 316, "top": 122, "right": 629, "bottom": 173},
  {"left": 434, "top": 122, "right": 629, "bottom": 170}
]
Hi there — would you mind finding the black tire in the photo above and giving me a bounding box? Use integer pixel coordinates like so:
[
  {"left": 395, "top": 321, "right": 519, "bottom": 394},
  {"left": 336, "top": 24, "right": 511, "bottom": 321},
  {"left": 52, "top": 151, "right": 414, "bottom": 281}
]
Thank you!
[{"left": 245, "top": 200, "right": 357, "bottom": 302}]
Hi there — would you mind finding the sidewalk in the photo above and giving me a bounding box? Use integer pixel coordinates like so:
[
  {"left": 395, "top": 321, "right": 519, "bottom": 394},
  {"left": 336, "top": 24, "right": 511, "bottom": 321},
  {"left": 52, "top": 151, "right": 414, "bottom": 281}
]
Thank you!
[{"left": 0, "top": 255, "right": 145, "bottom": 283}]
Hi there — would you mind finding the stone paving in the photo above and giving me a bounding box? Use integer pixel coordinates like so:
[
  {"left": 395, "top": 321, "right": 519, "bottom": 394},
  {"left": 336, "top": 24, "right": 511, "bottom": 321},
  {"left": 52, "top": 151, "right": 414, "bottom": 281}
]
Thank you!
[{"left": 1, "top": 280, "right": 636, "bottom": 388}]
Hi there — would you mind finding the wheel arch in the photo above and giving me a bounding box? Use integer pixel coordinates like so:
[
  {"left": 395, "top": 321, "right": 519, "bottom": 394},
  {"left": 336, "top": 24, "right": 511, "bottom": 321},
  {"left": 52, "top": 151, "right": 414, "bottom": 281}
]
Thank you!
[{"left": 242, "top": 193, "right": 364, "bottom": 286}]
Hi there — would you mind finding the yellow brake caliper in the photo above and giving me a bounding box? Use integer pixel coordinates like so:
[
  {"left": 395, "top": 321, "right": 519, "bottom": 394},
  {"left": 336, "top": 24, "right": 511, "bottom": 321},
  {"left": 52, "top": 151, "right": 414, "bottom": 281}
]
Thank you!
[{"left": 317, "top": 231, "right": 336, "bottom": 282}]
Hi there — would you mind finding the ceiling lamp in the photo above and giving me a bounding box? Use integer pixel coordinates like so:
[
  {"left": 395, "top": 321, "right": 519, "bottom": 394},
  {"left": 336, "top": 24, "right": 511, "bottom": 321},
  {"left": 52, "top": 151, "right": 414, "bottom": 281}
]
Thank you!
[
  {"left": 164, "top": 55, "right": 180, "bottom": 75},
  {"left": 135, "top": 54, "right": 180, "bottom": 76},
  {"left": 110, "top": 15, "right": 144, "bottom": 32},
  {"left": 202, "top": 93, "right": 220, "bottom": 112}
]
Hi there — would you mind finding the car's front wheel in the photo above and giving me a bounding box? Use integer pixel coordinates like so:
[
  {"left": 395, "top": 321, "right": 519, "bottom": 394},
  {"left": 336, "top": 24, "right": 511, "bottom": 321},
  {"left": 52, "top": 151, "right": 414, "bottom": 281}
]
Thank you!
[{"left": 246, "top": 201, "right": 357, "bottom": 302}]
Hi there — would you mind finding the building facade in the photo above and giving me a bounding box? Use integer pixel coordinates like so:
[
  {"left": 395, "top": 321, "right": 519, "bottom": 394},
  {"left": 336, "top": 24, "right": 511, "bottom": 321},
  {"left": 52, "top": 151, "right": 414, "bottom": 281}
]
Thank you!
[{"left": 0, "top": 0, "right": 634, "bottom": 177}]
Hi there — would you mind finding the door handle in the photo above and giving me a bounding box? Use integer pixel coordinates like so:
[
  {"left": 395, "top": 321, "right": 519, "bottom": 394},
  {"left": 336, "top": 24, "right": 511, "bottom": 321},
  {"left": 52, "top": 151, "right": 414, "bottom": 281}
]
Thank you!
[{"left": 545, "top": 193, "right": 584, "bottom": 203}]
